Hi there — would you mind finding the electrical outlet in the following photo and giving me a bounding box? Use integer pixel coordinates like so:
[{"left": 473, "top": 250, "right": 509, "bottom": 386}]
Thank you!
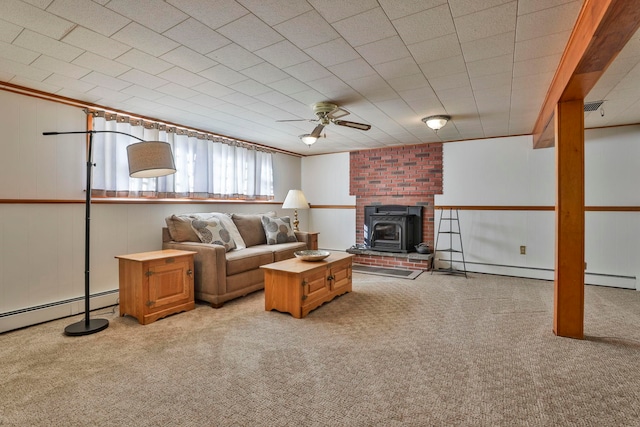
[{"left": 520, "top": 245, "right": 526, "bottom": 255}]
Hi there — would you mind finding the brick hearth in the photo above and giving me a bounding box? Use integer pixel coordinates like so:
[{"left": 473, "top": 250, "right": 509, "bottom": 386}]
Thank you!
[{"left": 350, "top": 143, "right": 443, "bottom": 269}]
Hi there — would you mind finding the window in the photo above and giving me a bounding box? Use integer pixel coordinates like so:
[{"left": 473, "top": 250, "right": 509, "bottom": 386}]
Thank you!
[{"left": 90, "top": 112, "right": 274, "bottom": 200}]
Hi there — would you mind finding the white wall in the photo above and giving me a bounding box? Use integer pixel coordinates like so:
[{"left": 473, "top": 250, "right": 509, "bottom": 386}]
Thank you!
[
  {"left": 435, "top": 128, "right": 640, "bottom": 289},
  {"left": 301, "top": 152, "right": 355, "bottom": 250},
  {"left": 0, "top": 91, "right": 302, "bottom": 332}
]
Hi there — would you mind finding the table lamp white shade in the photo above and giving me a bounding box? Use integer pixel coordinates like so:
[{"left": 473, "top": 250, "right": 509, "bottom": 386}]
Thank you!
[{"left": 282, "top": 189, "right": 309, "bottom": 231}]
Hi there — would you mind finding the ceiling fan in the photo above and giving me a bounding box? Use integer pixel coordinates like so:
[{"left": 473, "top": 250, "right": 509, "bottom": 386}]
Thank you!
[{"left": 277, "top": 102, "right": 371, "bottom": 146}]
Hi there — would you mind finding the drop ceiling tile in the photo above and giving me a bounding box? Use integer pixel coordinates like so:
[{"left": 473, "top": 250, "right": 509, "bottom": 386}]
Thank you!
[
  {"left": 429, "top": 72, "right": 470, "bottom": 91},
  {"left": 0, "top": 19, "right": 22, "bottom": 43},
  {"left": 419, "top": 55, "right": 466, "bottom": 79},
  {"left": 304, "top": 75, "right": 353, "bottom": 96},
  {"left": 160, "top": 46, "right": 217, "bottom": 73},
  {"left": 167, "top": 0, "right": 248, "bottom": 29},
  {"left": 0, "top": 57, "right": 51, "bottom": 81},
  {"left": 255, "top": 40, "right": 311, "bottom": 68},
  {"left": 379, "top": 0, "right": 446, "bottom": 20},
  {"left": 217, "top": 14, "right": 284, "bottom": 52},
  {"left": 119, "top": 69, "right": 168, "bottom": 89},
  {"left": 461, "top": 31, "right": 515, "bottom": 62},
  {"left": 237, "top": 0, "right": 312, "bottom": 26},
  {"left": 0, "top": 40, "right": 40, "bottom": 64},
  {"left": 62, "top": 27, "right": 131, "bottom": 60},
  {"left": 328, "top": 59, "right": 376, "bottom": 81},
  {"left": 207, "top": 44, "right": 262, "bottom": 71},
  {"left": 156, "top": 82, "right": 200, "bottom": 99},
  {"left": 513, "top": 53, "right": 561, "bottom": 78},
  {"left": 43, "top": 73, "right": 94, "bottom": 92},
  {"left": 516, "top": 1, "right": 580, "bottom": 42},
  {"left": 189, "top": 93, "right": 227, "bottom": 108},
  {"left": 387, "top": 73, "right": 430, "bottom": 92},
  {"left": 254, "top": 90, "right": 293, "bottom": 105},
  {"left": 356, "top": 36, "right": 411, "bottom": 66},
  {"left": 287, "top": 87, "right": 329, "bottom": 105},
  {"left": 13, "top": 30, "right": 82, "bottom": 62},
  {"left": 199, "top": 64, "right": 248, "bottom": 85},
  {"left": 407, "top": 33, "right": 462, "bottom": 64},
  {"left": 332, "top": 8, "right": 396, "bottom": 47},
  {"left": 10, "top": 76, "right": 61, "bottom": 93},
  {"left": 105, "top": 0, "right": 188, "bottom": 33},
  {"left": 120, "top": 84, "right": 165, "bottom": 101},
  {"left": 267, "top": 77, "right": 310, "bottom": 95},
  {"left": 32, "top": 55, "right": 89, "bottom": 79},
  {"left": 54, "top": 87, "right": 101, "bottom": 103},
  {"left": 71, "top": 52, "right": 130, "bottom": 77},
  {"left": 274, "top": 11, "right": 340, "bottom": 50},
  {"left": 435, "top": 84, "right": 473, "bottom": 100},
  {"left": 86, "top": 86, "right": 132, "bottom": 103},
  {"left": 449, "top": 0, "right": 513, "bottom": 18},
  {"left": 47, "top": 0, "right": 129, "bottom": 37},
  {"left": 120, "top": 97, "right": 164, "bottom": 111},
  {"left": 80, "top": 71, "right": 131, "bottom": 91},
  {"left": 230, "top": 79, "right": 271, "bottom": 96},
  {"left": 454, "top": 2, "right": 516, "bottom": 43},
  {"left": 392, "top": 4, "right": 455, "bottom": 45},
  {"left": 157, "top": 67, "right": 208, "bottom": 87},
  {"left": 304, "top": 38, "right": 360, "bottom": 67},
  {"left": 221, "top": 91, "right": 259, "bottom": 106},
  {"left": 192, "top": 80, "right": 236, "bottom": 98},
  {"left": 112, "top": 23, "right": 179, "bottom": 57},
  {"left": 3, "top": 0, "right": 74, "bottom": 39},
  {"left": 241, "top": 61, "right": 290, "bottom": 84},
  {"left": 116, "top": 49, "right": 173, "bottom": 75},
  {"left": 308, "top": 0, "right": 378, "bottom": 24},
  {"left": 164, "top": 19, "right": 231, "bottom": 55},
  {"left": 517, "top": 0, "right": 578, "bottom": 16},
  {"left": 470, "top": 72, "right": 512, "bottom": 91},
  {"left": 399, "top": 86, "right": 438, "bottom": 102},
  {"left": 514, "top": 31, "right": 570, "bottom": 62},
  {"left": 21, "top": 0, "right": 54, "bottom": 8},
  {"left": 466, "top": 53, "right": 513, "bottom": 77},
  {"left": 284, "top": 60, "right": 332, "bottom": 83},
  {"left": 374, "top": 57, "right": 421, "bottom": 79}
]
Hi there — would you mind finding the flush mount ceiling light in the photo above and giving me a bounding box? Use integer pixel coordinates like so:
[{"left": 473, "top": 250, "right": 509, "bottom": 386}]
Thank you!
[{"left": 422, "top": 115, "right": 451, "bottom": 132}]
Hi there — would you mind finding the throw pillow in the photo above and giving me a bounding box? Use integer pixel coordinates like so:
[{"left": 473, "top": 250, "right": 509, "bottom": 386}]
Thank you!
[
  {"left": 165, "top": 214, "right": 200, "bottom": 242},
  {"left": 200, "top": 212, "right": 247, "bottom": 250},
  {"left": 261, "top": 216, "right": 297, "bottom": 245},
  {"left": 231, "top": 211, "right": 276, "bottom": 247},
  {"left": 190, "top": 218, "right": 236, "bottom": 252}
]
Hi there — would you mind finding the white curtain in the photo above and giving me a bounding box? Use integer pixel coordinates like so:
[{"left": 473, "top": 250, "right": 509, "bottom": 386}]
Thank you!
[{"left": 91, "top": 115, "right": 274, "bottom": 199}]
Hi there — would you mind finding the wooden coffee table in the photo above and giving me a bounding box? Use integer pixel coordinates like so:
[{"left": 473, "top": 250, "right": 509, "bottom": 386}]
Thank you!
[{"left": 261, "top": 252, "right": 354, "bottom": 318}]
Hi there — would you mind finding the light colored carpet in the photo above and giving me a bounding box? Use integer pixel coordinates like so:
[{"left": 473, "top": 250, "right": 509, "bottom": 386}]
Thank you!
[{"left": 1, "top": 273, "right": 639, "bottom": 426}]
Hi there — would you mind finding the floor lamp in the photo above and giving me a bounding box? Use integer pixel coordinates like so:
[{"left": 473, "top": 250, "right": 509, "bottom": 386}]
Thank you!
[{"left": 43, "top": 130, "right": 176, "bottom": 336}]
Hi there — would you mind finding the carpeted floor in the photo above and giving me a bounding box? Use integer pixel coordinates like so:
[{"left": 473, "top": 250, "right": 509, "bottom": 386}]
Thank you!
[{"left": 1, "top": 272, "right": 639, "bottom": 426}]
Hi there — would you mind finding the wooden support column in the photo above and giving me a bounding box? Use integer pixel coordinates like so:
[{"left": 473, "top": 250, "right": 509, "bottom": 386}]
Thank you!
[{"left": 554, "top": 99, "right": 585, "bottom": 339}]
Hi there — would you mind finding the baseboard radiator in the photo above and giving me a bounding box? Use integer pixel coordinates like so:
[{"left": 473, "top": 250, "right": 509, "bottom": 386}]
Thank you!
[{"left": 0, "top": 290, "right": 119, "bottom": 333}]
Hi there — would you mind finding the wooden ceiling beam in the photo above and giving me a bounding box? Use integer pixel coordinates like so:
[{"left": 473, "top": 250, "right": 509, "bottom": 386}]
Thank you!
[{"left": 532, "top": 0, "right": 640, "bottom": 149}]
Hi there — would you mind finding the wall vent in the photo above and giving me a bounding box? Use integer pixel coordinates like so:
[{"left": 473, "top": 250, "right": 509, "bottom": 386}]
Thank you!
[{"left": 584, "top": 100, "right": 604, "bottom": 112}]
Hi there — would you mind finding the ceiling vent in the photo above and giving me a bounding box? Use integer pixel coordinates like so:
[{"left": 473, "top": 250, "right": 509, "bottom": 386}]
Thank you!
[{"left": 584, "top": 100, "right": 604, "bottom": 112}]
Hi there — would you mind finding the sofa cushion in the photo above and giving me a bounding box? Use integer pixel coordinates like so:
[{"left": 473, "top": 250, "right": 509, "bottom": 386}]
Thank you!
[
  {"left": 225, "top": 247, "right": 274, "bottom": 276},
  {"left": 261, "top": 216, "right": 297, "bottom": 245},
  {"left": 231, "top": 212, "right": 275, "bottom": 247},
  {"left": 191, "top": 218, "right": 236, "bottom": 252},
  {"left": 165, "top": 214, "right": 200, "bottom": 242},
  {"left": 253, "top": 242, "right": 308, "bottom": 262}
]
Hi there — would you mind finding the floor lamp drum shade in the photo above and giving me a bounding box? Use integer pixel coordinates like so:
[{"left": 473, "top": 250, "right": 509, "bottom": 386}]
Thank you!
[{"left": 127, "top": 141, "right": 176, "bottom": 178}]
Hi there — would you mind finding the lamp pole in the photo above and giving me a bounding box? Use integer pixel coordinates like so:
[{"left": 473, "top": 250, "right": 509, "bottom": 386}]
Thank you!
[{"left": 43, "top": 130, "right": 146, "bottom": 336}]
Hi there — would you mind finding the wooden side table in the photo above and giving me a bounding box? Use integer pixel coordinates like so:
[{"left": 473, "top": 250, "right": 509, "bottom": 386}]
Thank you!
[
  {"left": 115, "top": 249, "right": 196, "bottom": 325},
  {"left": 295, "top": 231, "right": 319, "bottom": 250}
]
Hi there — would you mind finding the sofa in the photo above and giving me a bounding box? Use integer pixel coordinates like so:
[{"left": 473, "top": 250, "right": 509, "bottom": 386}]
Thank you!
[{"left": 162, "top": 212, "right": 311, "bottom": 307}]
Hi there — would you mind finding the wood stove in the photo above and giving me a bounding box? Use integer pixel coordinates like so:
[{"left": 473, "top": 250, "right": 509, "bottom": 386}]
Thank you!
[{"left": 364, "top": 205, "right": 422, "bottom": 253}]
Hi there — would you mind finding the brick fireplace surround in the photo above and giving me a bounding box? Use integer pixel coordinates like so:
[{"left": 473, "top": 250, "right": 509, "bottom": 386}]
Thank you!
[{"left": 349, "top": 143, "right": 443, "bottom": 270}]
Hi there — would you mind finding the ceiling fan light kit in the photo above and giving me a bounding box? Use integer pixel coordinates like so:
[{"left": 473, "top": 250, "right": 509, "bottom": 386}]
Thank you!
[
  {"left": 423, "top": 115, "right": 451, "bottom": 131},
  {"left": 299, "top": 134, "right": 318, "bottom": 146}
]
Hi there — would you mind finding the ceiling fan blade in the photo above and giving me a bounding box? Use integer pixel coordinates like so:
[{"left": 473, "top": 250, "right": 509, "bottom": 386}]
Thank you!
[
  {"left": 276, "top": 118, "right": 316, "bottom": 122},
  {"left": 326, "top": 107, "right": 350, "bottom": 120},
  {"left": 333, "top": 120, "right": 371, "bottom": 131},
  {"left": 310, "top": 124, "right": 325, "bottom": 137}
]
